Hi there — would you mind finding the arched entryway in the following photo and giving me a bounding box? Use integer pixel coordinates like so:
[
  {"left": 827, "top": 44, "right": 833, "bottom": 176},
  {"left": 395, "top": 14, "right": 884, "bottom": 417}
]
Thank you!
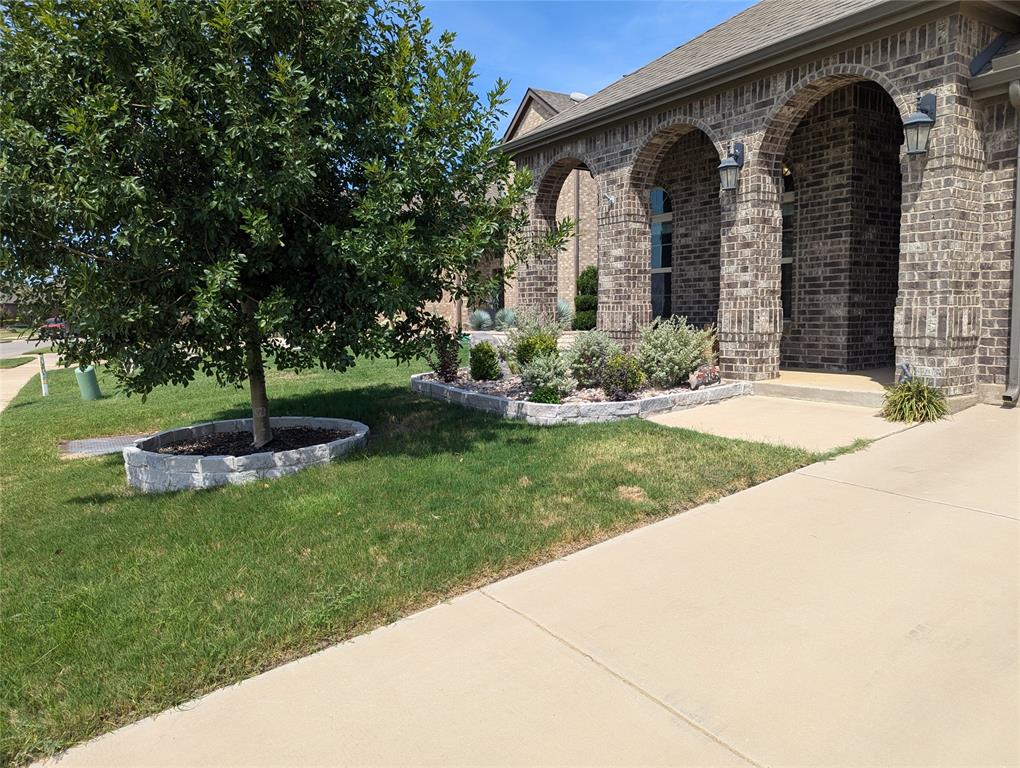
[
  {"left": 761, "top": 77, "right": 905, "bottom": 374},
  {"left": 631, "top": 124, "right": 723, "bottom": 330}
]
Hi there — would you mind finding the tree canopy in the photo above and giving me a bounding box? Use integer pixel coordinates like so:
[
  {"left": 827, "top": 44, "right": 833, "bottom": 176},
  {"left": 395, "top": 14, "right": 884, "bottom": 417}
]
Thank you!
[{"left": 1, "top": 0, "right": 564, "bottom": 445}]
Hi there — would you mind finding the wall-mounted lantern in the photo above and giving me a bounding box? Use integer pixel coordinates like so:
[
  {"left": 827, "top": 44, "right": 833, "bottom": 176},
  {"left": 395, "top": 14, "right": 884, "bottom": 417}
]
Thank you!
[
  {"left": 718, "top": 142, "right": 744, "bottom": 191},
  {"left": 903, "top": 94, "right": 936, "bottom": 156}
]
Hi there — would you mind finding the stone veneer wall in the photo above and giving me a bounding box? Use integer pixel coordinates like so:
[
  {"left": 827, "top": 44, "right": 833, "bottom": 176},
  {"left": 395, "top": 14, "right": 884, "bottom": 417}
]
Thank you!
[
  {"left": 513, "top": 10, "right": 1013, "bottom": 398},
  {"left": 655, "top": 130, "right": 721, "bottom": 329}
]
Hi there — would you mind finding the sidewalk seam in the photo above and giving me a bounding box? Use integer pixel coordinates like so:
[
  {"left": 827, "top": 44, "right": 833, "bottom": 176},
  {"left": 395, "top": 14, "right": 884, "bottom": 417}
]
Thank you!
[
  {"left": 795, "top": 471, "right": 1018, "bottom": 522},
  {"left": 478, "top": 589, "right": 764, "bottom": 768}
]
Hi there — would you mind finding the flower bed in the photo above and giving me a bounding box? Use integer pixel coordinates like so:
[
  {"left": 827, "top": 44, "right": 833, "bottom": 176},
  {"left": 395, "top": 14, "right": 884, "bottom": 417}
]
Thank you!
[
  {"left": 411, "top": 371, "right": 749, "bottom": 425},
  {"left": 123, "top": 416, "right": 369, "bottom": 493}
]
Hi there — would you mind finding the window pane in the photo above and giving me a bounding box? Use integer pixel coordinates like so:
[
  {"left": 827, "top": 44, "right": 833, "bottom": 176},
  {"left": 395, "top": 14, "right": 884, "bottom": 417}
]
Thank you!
[
  {"left": 650, "top": 187, "right": 673, "bottom": 216},
  {"left": 781, "top": 261, "right": 793, "bottom": 320},
  {"left": 651, "top": 272, "right": 672, "bottom": 320}
]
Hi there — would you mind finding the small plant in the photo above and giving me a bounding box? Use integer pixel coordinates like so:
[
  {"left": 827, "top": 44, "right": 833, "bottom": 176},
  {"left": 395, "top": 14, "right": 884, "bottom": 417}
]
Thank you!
[
  {"left": 634, "top": 316, "right": 713, "bottom": 388},
  {"left": 555, "top": 298, "right": 574, "bottom": 328},
  {"left": 521, "top": 352, "right": 576, "bottom": 398},
  {"left": 573, "top": 265, "right": 598, "bottom": 330},
  {"left": 431, "top": 327, "right": 461, "bottom": 383},
  {"left": 494, "top": 307, "right": 517, "bottom": 330},
  {"left": 568, "top": 330, "right": 621, "bottom": 389},
  {"left": 506, "top": 310, "right": 561, "bottom": 368},
  {"left": 469, "top": 341, "right": 501, "bottom": 381},
  {"left": 468, "top": 309, "right": 493, "bottom": 331},
  {"left": 602, "top": 353, "right": 644, "bottom": 400},
  {"left": 881, "top": 378, "right": 948, "bottom": 422},
  {"left": 528, "top": 384, "right": 561, "bottom": 404}
]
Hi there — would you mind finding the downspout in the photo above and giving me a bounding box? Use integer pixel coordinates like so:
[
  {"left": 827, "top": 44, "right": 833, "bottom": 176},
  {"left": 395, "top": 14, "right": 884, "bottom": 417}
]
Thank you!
[{"left": 1004, "top": 80, "right": 1020, "bottom": 405}]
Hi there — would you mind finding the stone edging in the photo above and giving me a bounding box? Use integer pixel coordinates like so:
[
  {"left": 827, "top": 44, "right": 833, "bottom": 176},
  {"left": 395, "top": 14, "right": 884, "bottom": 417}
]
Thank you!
[
  {"left": 411, "top": 373, "right": 749, "bottom": 425},
  {"left": 123, "top": 416, "right": 369, "bottom": 493}
]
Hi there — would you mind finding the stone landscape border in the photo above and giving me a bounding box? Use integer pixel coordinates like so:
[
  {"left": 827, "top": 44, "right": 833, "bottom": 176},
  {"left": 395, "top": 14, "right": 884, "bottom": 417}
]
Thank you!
[
  {"left": 123, "top": 416, "right": 369, "bottom": 493},
  {"left": 411, "top": 373, "right": 750, "bottom": 425}
]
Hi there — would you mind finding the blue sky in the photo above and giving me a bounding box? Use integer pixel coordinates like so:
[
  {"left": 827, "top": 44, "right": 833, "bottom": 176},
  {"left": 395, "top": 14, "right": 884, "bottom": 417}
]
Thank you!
[{"left": 422, "top": 0, "right": 757, "bottom": 135}]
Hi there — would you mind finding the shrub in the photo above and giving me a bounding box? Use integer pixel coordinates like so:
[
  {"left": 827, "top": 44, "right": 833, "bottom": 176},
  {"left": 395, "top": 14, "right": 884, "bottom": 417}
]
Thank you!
[
  {"left": 431, "top": 328, "right": 461, "bottom": 383},
  {"left": 634, "top": 316, "right": 712, "bottom": 388},
  {"left": 520, "top": 352, "right": 576, "bottom": 398},
  {"left": 468, "top": 309, "right": 492, "bottom": 331},
  {"left": 528, "top": 385, "right": 561, "bottom": 404},
  {"left": 577, "top": 265, "right": 598, "bottom": 297},
  {"left": 601, "top": 353, "right": 644, "bottom": 400},
  {"left": 494, "top": 307, "right": 516, "bottom": 330},
  {"left": 574, "top": 294, "right": 597, "bottom": 312},
  {"left": 881, "top": 379, "right": 948, "bottom": 422},
  {"left": 568, "top": 330, "right": 621, "bottom": 389},
  {"left": 555, "top": 298, "right": 574, "bottom": 328},
  {"left": 506, "top": 311, "right": 561, "bottom": 367},
  {"left": 469, "top": 341, "right": 501, "bottom": 381},
  {"left": 572, "top": 310, "right": 596, "bottom": 331}
]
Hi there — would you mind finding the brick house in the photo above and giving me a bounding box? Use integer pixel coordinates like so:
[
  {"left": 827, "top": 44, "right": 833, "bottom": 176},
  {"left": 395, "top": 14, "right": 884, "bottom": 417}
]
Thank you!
[{"left": 500, "top": 0, "right": 1020, "bottom": 405}]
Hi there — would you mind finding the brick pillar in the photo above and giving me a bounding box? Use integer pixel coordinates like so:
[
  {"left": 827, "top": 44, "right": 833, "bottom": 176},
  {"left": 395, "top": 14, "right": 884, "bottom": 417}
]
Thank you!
[
  {"left": 895, "top": 87, "right": 983, "bottom": 397},
  {"left": 596, "top": 190, "right": 651, "bottom": 348},
  {"left": 717, "top": 161, "right": 783, "bottom": 380},
  {"left": 515, "top": 198, "right": 559, "bottom": 316}
]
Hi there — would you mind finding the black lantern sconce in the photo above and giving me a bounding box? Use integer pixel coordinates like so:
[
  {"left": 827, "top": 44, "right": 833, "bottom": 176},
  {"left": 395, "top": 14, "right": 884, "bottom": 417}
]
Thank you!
[
  {"left": 903, "top": 94, "right": 936, "bottom": 156},
  {"left": 718, "top": 142, "right": 745, "bottom": 191}
]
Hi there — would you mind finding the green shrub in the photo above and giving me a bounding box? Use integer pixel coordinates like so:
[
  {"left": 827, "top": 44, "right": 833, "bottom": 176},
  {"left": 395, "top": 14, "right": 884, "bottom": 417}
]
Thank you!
[
  {"left": 634, "top": 317, "right": 713, "bottom": 388},
  {"left": 572, "top": 310, "right": 596, "bottom": 331},
  {"left": 602, "top": 353, "right": 644, "bottom": 400},
  {"left": 574, "top": 294, "right": 597, "bottom": 312},
  {"left": 469, "top": 341, "right": 501, "bottom": 381},
  {"left": 468, "top": 309, "right": 492, "bottom": 331},
  {"left": 520, "top": 352, "right": 576, "bottom": 398},
  {"left": 568, "top": 330, "right": 621, "bottom": 389},
  {"left": 528, "top": 384, "right": 561, "bottom": 404},
  {"left": 555, "top": 297, "right": 574, "bottom": 328},
  {"left": 881, "top": 378, "right": 948, "bottom": 422},
  {"left": 494, "top": 307, "right": 516, "bottom": 330},
  {"left": 577, "top": 265, "right": 598, "bottom": 297},
  {"left": 506, "top": 310, "right": 561, "bottom": 367}
]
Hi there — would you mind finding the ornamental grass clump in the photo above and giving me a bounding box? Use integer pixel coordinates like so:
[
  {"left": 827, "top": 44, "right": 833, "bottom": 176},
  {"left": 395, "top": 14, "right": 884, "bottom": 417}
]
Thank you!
[
  {"left": 494, "top": 307, "right": 517, "bottom": 330},
  {"left": 469, "top": 341, "right": 501, "bottom": 381},
  {"left": 521, "top": 352, "right": 576, "bottom": 402},
  {"left": 555, "top": 298, "right": 574, "bottom": 329},
  {"left": 468, "top": 309, "right": 493, "bottom": 330},
  {"left": 601, "top": 353, "right": 644, "bottom": 400},
  {"left": 880, "top": 378, "right": 949, "bottom": 422},
  {"left": 634, "top": 317, "right": 714, "bottom": 388},
  {"left": 568, "top": 330, "right": 621, "bottom": 389}
]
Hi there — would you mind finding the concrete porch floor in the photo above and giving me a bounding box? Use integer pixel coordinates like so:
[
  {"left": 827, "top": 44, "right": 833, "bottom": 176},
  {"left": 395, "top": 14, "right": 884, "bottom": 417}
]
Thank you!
[{"left": 754, "top": 366, "right": 894, "bottom": 407}]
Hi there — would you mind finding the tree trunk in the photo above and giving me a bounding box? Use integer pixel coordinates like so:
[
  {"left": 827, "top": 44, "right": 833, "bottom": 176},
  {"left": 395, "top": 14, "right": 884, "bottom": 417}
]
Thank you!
[{"left": 244, "top": 300, "right": 273, "bottom": 448}]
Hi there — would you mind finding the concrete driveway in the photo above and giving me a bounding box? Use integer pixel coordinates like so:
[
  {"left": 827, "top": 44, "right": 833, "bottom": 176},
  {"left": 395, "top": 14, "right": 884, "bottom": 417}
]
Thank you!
[{"left": 42, "top": 405, "right": 1019, "bottom": 767}]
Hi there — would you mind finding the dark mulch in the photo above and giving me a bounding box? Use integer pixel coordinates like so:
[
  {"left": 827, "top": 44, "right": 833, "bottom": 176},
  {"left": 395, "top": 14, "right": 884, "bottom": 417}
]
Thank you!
[{"left": 155, "top": 426, "right": 353, "bottom": 457}]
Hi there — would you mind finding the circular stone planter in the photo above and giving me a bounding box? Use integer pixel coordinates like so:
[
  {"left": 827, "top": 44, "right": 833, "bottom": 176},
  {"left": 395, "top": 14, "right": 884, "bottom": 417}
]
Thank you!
[{"left": 123, "top": 417, "right": 369, "bottom": 494}]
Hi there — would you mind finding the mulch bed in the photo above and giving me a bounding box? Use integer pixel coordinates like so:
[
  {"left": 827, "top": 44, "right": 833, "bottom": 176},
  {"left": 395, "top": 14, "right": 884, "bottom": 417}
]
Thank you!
[{"left": 155, "top": 426, "right": 352, "bottom": 457}]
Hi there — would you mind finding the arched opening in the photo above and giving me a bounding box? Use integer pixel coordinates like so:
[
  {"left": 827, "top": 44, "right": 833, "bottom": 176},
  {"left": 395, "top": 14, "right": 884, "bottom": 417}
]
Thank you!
[
  {"left": 632, "top": 126, "right": 722, "bottom": 330},
  {"left": 766, "top": 80, "right": 903, "bottom": 373},
  {"left": 524, "top": 156, "right": 599, "bottom": 317}
]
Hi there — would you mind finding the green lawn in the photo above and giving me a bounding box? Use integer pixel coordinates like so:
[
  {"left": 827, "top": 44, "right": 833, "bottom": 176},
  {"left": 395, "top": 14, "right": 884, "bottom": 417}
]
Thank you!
[
  {"left": 1, "top": 357, "right": 820, "bottom": 765},
  {"left": 0, "top": 357, "right": 32, "bottom": 369}
]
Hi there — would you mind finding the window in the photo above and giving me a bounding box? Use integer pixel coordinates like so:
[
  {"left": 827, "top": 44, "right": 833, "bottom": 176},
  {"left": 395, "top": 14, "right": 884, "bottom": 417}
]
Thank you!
[
  {"left": 781, "top": 164, "right": 795, "bottom": 321},
  {"left": 650, "top": 188, "right": 673, "bottom": 320}
]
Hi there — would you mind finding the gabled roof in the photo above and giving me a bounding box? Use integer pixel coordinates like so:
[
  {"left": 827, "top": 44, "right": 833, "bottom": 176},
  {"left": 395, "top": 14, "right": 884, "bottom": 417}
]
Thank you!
[
  {"left": 502, "top": 0, "right": 977, "bottom": 154},
  {"left": 503, "top": 87, "right": 582, "bottom": 142}
]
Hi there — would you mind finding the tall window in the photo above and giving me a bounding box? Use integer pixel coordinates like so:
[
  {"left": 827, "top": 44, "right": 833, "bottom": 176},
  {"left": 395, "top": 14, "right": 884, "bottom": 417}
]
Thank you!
[
  {"left": 781, "top": 164, "right": 795, "bottom": 321},
  {"left": 650, "top": 188, "right": 673, "bottom": 320}
]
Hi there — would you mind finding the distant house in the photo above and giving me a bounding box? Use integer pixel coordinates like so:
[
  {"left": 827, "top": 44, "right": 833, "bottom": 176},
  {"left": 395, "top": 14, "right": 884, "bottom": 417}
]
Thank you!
[{"left": 499, "top": 0, "right": 1020, "bottom": 406}]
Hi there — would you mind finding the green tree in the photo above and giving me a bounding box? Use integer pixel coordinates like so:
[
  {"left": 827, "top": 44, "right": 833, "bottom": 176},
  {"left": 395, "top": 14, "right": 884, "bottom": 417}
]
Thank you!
[{"left": 0, "top": 0, "right": 567, "bottom": 446}]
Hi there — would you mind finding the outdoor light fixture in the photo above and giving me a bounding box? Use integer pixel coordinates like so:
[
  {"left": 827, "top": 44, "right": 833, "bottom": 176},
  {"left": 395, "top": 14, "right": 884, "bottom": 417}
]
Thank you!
[
  {"left": 903, "top": 94, "right": 936, "bottom": 155},
  {"left": 718, "top": 142, "right": 744, "bottom": 191}
]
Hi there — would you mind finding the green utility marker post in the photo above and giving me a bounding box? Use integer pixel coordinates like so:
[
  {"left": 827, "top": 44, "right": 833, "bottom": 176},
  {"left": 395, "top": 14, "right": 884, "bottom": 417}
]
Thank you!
[{"left": 75, "top": 365, "right": 102, "bottom": 400}]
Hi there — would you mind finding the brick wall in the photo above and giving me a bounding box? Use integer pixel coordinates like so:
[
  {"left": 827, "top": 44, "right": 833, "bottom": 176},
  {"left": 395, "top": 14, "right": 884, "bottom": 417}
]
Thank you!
[{"left": 554, "top": 169, "right": 600, "bottom": 303}]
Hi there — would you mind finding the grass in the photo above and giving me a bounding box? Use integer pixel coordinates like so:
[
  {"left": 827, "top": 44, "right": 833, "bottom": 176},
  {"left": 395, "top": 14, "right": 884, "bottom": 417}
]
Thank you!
[
  {"left": 0, "top": 357, "right": 33, "bottom": 369},
  {"left": 1, "top": 356, "right": 821, "bottom": 765}
]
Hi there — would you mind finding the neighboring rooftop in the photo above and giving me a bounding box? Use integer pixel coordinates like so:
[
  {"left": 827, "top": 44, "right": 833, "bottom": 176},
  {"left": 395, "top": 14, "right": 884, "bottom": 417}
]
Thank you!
[{"left": 501, "top": 0, "right": 945, "bottom": 151}]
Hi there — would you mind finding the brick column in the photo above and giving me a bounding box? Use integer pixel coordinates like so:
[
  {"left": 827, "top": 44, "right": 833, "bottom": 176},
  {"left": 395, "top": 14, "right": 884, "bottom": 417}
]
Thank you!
[
  {"left": 717, "top": 162, "right": 783, "bottom": 380},
  {"left": 514, "top": 198, "right": 559, "bottom": 316},
  {"left": 596, "top": 190, "right": 651, "bottom": 348},
  {"left": 895, "top": 86, "right": 983, "bottom": 397}
]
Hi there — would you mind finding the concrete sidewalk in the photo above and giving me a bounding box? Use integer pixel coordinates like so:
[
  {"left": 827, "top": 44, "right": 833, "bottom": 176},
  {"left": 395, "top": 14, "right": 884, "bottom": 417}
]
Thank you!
[
  {"left": 42, "top": 405, "right": 1019, "bottom": 767},
  {"left": 0, "top": 354, "right": 62, "bottom": 412}
]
